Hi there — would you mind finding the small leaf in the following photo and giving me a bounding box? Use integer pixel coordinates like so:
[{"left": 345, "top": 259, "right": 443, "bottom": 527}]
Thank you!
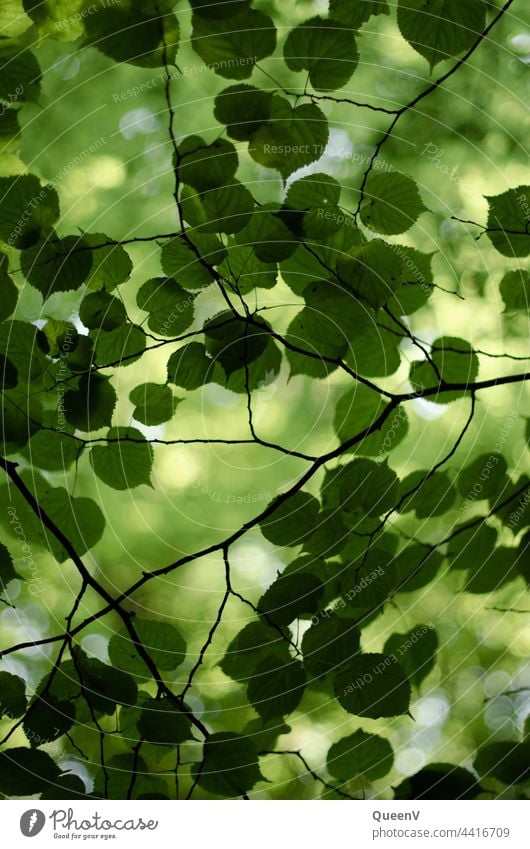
[
  {"left": 0, "top": 671, "right": 26, "bottom": 718},
  {"left": 214, "top": 84, "right": 273, "bottom": 141},
  {"left": 284, "top": 17, "right": 358, "bottom": 92},
  {"left": 398, "top": 471, "right": 456, "bottom": 518},
  {"left": 486, "top": 187, "right": 530, "bottom": 257},
  {"left": 24, "top": 695, "right": 76, "bottom": 747},
  {"left": 137, "top": 698, "right": 193, "bottom": 745},
  {"left": 130, "top": 383, "right": 178, "bottom": 426},
  {"left": 167, "top": 342, "right": 216, "bottom": 390},
  {"left": 260, "top": 491, "right": 320, "bottom": 547},
  {"left": 409, "top": 336, "right": 479, "bottom": 402},
  {"left": 327, "top": 729, "right": 394, "bottom": 781},
  {"left": 499, "top": 269, "right": 530, "bottom": 310},
  {"left": 177, "top": 135, "right": 238, "bottom": 193},
  {"left": 0, "top": 748, "right": 59, "bottom": 796},
  {"left": 360, "top": 172, "right": 426, "bottom": 235},
  {"left": 84, "top": 0, "right": 180, "bottom": 67},
  {"left": 394, "top": 763, "right": 482, "bottom": 800},
  {"left": 258, "top": 572, "right": 324, "bottom": 626},
  {"left": 0, "top": 174, "right": 58, "bottom": 248},
  {"left": 247, "top": 657, "right": 306, "bottom": 720},
  {"left": 249, "top": 98, "right": 329, "bottom": 179},
  {"left": 397, "top": 0, "right": 486, "bottom": 69},
  {"left": 90, "top": 427, "right": 153, "bottom": 490},
  {"left": 161, "top": 234, "right": 223, "bottom": 290},
  {"left": 64, "top": 374, "right": 116, "bottom": 432},
  {"left": 191, "top": 8, "right": 276, "bottom": 80},
  {"left": 79, "top": 292, "right": 126, "bottom": 330},
  {"left": 41, "top": 488, "right": 106, "bottom": 562},
  {"left": 474, "top": 741, "right": 530, "bottom": 785},
  {"left": 302, "top": 614, "right": 360, "bottom": 679},
  {"left": 21, "top": 235, "right": 93, "bottom": 298},
  {"left": 109, "top": 618, "right": 187, "bottom": 678},
  {"left": 329, "top": 0, "right": 390, "bottom": 30},
  {"left": 136, "top": 277, "right": 195, "bottom": 336},
  {"left": 83, "top": 232, "right": 133, "bottom": 290},
  {"left": 334, "top": 653, "right": 411, "bottom": 718},
  {"left": 193, "top": 732, "right": 264, "bottom": 797},
  {"left": 220, "top": 622, "right": 289, "bottom": 683},
  {"left": 383, "top": 625, "right": 438, "bottom": 687}
]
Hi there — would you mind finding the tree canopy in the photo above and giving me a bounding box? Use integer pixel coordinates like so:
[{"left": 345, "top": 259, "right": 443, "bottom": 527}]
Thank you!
[{"left": 0, "top": 0, "right": 529, "bottom": 801}]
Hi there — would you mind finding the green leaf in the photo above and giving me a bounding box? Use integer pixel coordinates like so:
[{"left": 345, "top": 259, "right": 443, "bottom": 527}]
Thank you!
[
  {"left": 83, "top": 233, "right": 133, "bottom": 291},
  {"left": 21, "top": 235, "right": 93, "bottom": 298},
  {"left": 193, "top": 732, "right": 264, "bottom": 797},
  {"left": 383, "top": 625, "right": 438, "bottom": 687},
  {"left": 247, "top": 657, "right": 306, "bottom": 720},
  {"left": 74, "top": 648, "right": 138, "bottom": 714},
  {"left": 284, "top": 17, "right": 358, "bottom": 92},
  {"left": 474, "top": 741, "right": 530, "bottom": 785},
  {"left": 486, "top": 186, "right": 530, "bottom": 257},
  {"left": 40, "top": 773, "right": 88, "bottom": 800},
  {"left": 137, "top": 698, "right": 193, "bottom": 745},
  {"left": 24, "top": 695, "right": 76, "bottom": 747},
  {"left": 89, "top": 427, "right": 153, "bottom": 490},
  {"left": 220, "top": 622, "right": 290, "bottom": 683},
  {"left": 260, "top": 491, "right": 320, "bottom": 547},
  {"left": 327, "top": 729, "right": 394, "bottom": 781},
  {"left": 0, "top": 542, "right": 20, "bottom": 588},
  {"left": 219, "top": 244, "right": 277, "bottom": 294},
  {"left": 180, "top": 181, "right": 254, "bottom": 235},
  {"left": 499, "top": 269, "right": 530, "bottom": 310},
  {"left": 41, "top": 488, "right": 106, "bottom": 562},
  {"left": 191, "top": 8, "right": 276, "bottom": 80},
  {"left": 0, "top": 258, "right": 18, "bottom": 322},
  {"left": 178, "top": 135, "right": 238, "bottom": 193},
  {"left": 284, "top": 172, "right": 341, "bottom": 211},
  {"left": 84, "top": 0, "right": 180, "bottom": 67},
  {"left": 249, "top": 98, "right": 329, "bottom": 179},
  {"left": 329, "top": 0, "right": 390, "bottom": 30},
  {"left": 339, "top": 458, "right": 400, "bottom": 518},
  {"left": 161, "top": 234, "right": 224, "bottom": 290},
  {"left": 220, "top": 621, "right": 287, "bottom": 681},
  {"left": 409, "top": 336, "right": 479, "bottom": 402},
  {"left": 109, "top": 618, "right": 187, "bottom": 678},
  {"left": 387, "top": 247, "right": 434, "bottom": 315},
  {"left": 301, "top": 614, "right": 361, "bottom": 679},
  {"left": 464, "top": 546, "right": 519, "bottom": 594},
  {"left": 235, "top": 206, "right": 298, "bottom": 263},
  {"left": 457, "top": 453, "right": 508, "bottom": 500},
  {"left": 258, "top": 572, "right": 324, "bottom": 626},
  {"left": 447, "top": 524, "right": 498, "bottom": 570},
  {"left": 79, "top": 292, "right": 126, "bottom": 331},
  {"left": 0, "top": 671, "right": 26, "bottom": 718},
  {"left": 0, "top": 747, "right": 59, "bottom": 796},
  {"left": 92, "top": 752, "right": 160, "bottom": 799},
  {"left": 204, "top": 312, "right": 270, "bottom": 378},
  {"left": 136, "top": 277, "right": 195, "bottom": 336},
  {"left": 399, "top": 470, "right": 456, "bottom": 518},
  {"left": 334, "top": 653, "right": 411, "bottom": 718},
  {"left": 64, "top": 374, "right": 117, "bottom": 432},
  {"left": 0, "top": 39, "right": 41, "bottom": 104},
  {"left": 214, "top": 84, "right": 273, "bottom": 141},
  {"left": 337, "top": 239, "right": 403, "bottom": 309},
  {"left": 394, "top": 763, "right": 482, "bottom": 800},
  {"left": 23, "top": 429, "right": 80, "bottom": 472},
  {"left": 334, "top": 383, "right": 409, "bottom": 456},
  {"left": 22, "top": 0, "right": 85, "bottom": 41},
  {"left": 0, "top": 174, "right": 59, "bottom": 249},
  {"left": 397, "top": 0, "right": 486, "bottom": 69},
  {"left": 167, "top": 342, "right": 217, "bottom": 390},
  {"left": 360, "top": 172, "right": 426, "bottom": 235},
  {"left": 394, "top": 546, "right": 443, "bottom": 592},
  {"left": 90, "top": 324, "right": 146, "bottom": 368},
  {"left": 130, "top": 383, "right": 178, "bottom": 426}
]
